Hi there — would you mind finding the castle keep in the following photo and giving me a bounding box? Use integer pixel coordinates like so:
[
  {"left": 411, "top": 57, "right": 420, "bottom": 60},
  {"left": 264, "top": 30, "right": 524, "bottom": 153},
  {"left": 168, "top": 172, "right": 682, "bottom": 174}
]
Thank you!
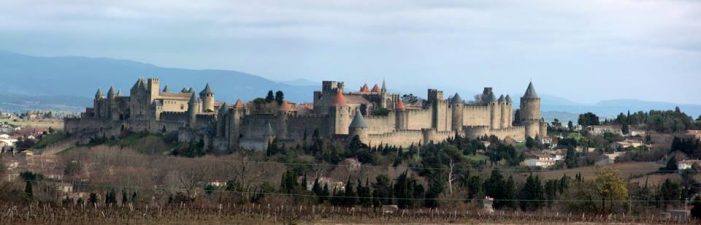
[{"left": 65, "top": 78, "right": 547, "bottom": 151}]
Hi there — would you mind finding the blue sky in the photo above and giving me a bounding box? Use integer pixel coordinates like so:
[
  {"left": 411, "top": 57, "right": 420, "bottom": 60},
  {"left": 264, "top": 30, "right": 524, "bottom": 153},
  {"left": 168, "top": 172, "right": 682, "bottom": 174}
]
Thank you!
[{"left": 0, "top": 0, "right": 699, "bottom": 104}]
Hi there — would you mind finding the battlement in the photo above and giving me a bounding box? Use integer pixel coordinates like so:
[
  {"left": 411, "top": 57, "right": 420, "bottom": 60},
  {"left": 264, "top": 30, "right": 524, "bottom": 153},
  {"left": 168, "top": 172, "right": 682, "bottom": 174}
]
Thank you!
[{"left": 286, "top": 113, "right": 329, "bottom": 119}]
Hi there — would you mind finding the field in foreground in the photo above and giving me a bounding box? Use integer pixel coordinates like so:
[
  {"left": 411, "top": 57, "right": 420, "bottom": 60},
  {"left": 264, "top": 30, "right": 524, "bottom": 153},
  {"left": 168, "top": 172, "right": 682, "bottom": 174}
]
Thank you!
[
  {"left": 526, "top": 162, "right": 661, "bottom": 181},
  {"left": 0, "top": 203, "right": 687, "bottom": 225}
]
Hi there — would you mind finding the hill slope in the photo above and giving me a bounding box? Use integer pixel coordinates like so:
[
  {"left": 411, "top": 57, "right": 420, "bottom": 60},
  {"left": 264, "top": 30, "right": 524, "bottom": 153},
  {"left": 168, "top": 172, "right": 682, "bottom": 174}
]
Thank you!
[{"left": 0, "top": 51, "right": 316, "bottom": 108}]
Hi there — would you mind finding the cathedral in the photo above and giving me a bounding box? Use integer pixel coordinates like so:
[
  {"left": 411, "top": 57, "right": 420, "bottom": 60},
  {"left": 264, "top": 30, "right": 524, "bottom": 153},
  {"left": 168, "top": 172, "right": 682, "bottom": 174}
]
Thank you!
[{"left": 65, "top": 78, "right": 547, "bottom": 151}]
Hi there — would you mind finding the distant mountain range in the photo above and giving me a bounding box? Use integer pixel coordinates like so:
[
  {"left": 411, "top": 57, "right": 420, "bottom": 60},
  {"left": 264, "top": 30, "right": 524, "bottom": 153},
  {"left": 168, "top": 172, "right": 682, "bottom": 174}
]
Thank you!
[
  {"left": 0, "top": 50, "right": 698, "bottom": 120},
  {"left": 0, "top": 50, "right": 317, "bottom": 111}
]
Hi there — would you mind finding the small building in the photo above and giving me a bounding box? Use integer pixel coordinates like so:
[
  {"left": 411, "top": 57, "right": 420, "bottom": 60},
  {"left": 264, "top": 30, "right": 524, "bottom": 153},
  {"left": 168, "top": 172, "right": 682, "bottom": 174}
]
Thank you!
[
  {"left": 597, "top": 152, "right": 625, "bottom": 165},
  {"left": 677, "top": 160, "right": 701, "bottom": 171},
  {"left": 585, "top": 125, "right": 622, "bottom": 136},
  {"left": 612, "top": 139, "right": 645, "bottom": 149},
  {"left": 522, "top": 153, "right": 560, "bottom": 168}
]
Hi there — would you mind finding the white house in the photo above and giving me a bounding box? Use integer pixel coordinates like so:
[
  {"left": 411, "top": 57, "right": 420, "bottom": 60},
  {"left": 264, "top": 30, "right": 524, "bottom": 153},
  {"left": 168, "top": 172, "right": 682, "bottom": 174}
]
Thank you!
[{"left": 677, "top": 160, "right": 701, "bottom": 171}]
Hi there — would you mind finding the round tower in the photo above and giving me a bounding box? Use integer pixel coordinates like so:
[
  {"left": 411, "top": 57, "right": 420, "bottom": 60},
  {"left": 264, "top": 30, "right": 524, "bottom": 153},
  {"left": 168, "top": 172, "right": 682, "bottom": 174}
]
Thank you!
[
  {"left": 498, "top": 95, "right": 507, "bottom": 129},
  {"left": 520, "top": 82, "right": 541, "bottom": 139},
  {"left": 451, "top": 93, "right": 464, "bottom": 131},
  {"left": 330, "top": 90, "right": 351, "bottom": 135},
  {"left": 349, "top": 109, "right": 369, "bottom": 144},
  {"left": 395, "top": 100, "right": 407, "bottom": 130},
  {"left": 94, "top": 89, "right": 104, "bottom": 118},
  {"left": 200, "top": 83, "right": 215, "bottom": 112},
  {"left": 188, "top": 92, "right": 198, "bottom": 128}
]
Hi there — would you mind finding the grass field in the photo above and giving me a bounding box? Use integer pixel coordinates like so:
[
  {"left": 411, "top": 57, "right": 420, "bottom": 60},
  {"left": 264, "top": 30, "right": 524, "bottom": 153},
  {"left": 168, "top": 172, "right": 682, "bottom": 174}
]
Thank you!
[{"left": 524, "top": 162, "right": 662, "bottom": 181}]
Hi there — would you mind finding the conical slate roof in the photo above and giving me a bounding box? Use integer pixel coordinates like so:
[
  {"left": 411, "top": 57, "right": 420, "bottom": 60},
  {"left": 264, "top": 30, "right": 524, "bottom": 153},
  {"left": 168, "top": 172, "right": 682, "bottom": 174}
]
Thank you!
[
  {"left": 523, "top": 82, "right": 538, "bottom": 98},
  {"left": 188, "top": 92, "right": 198, "bottom": 105},
  {"left": 200, "top": 83, "right": 213, "bottom": 96},
  {"left": 498, "top": 95, "right": 505, "bottom": 102},
  {"left": 162, "top": 85, "right": 169, "bottom": 93},
  {"left": 505, "top": 95, "right": 512, "bottom": 103},
  {"left": 107, "top": 86, "right": 115, "bottom": 98},
  {"left": 452, "top": 93, "right": 463, "bottom": 104},
  {"left": 349, "top": 110, "right": 368, "bottom": 128},
  {"left": 131, "top": 79, "right": 143, "bottom": 92},
  {"left": 219, "top": 103, "right": 228, "bottom": 115},
  {"left": 95, "top": 89, "right": 104, "bottom": 99}
]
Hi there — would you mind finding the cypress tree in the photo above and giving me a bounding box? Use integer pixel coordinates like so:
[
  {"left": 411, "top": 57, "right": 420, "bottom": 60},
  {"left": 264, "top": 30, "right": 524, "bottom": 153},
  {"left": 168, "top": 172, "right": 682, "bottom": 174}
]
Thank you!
[{"left": 24, "top": 181, "right": 33, "bottom": 199}]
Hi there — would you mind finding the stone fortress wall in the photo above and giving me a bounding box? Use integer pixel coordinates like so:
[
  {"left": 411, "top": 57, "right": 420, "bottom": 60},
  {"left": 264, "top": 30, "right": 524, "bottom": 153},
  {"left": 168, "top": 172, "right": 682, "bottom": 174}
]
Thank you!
[{"left": 66, "top": 77, "right": 546, "bottom": 151}]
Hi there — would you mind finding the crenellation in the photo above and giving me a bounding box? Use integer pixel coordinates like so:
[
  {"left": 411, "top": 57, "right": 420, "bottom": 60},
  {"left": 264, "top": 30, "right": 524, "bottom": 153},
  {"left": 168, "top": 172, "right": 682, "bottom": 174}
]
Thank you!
[{"left": 67, "top": 78, "right": 543, "bottom": 151}]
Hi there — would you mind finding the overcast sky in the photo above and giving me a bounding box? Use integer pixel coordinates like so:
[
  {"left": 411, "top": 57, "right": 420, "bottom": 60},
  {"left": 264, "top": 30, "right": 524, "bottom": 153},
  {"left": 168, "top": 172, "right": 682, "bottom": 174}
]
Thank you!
[{"left": 0, "top": 0, "right": 699, "bottom": 104}]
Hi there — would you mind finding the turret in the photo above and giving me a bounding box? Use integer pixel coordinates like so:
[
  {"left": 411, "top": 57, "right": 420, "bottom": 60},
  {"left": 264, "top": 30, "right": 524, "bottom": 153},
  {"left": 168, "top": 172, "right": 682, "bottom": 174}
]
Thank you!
[
  {"left": 360, "top": 84, "right": 369, "bottom": 93},
  {"left": 371, "top": 84, "right": 381, "bottom": 93},
  {"left": 199, "top": 83, "right": 215, "bottom": 112},
  {"left": 330, "top": 90, "right": 350, "bottom": 135},
  {"left": 130, "top": 79, "right": 146, "bottom": 95},
  {"left": 520, "top": 82, "right": 542, "bottom": 139},
  {"left": 162, "top": 85, "right": 169, "bottom": 93},
  {"left": 106, "top": 86, "right": 116, "bottom": 119},
  {"left": 147, "top": 78, "right": 160, "bottom": 102},
  {"left": 187, "top": 92, "right": 198, "bottom": 128},
  {"left": 94, "top": 89, "right": 104, "bottom": 118},
  {"left": 395, "top": 100, "right": 408, "bottom": 130},
  {"left": 95, "top": 89, "right": 104, "bottom": 100},
  {"left": 107, "top": 86, "right": 116, "bottom": 100},
  {"left": 451, "top": 93, "right": 464, "bottom": 131},
  {"left": 489, "top": 95, "right": 499, "bottom": 129},
  {"left": 349, "top": 109, "right": 369, "bottom": 144},
  {"left": 216, "top": 103, "right": 228, "bottom": 138},
  {"left": 498, "top": 95, "right": 508, "bottom": 129},
  {"left": 505, "top": 95, "right": 513, "bottom": 128},
  {"left": 228, "top": 99, "right": 246, "bottom": 148}
]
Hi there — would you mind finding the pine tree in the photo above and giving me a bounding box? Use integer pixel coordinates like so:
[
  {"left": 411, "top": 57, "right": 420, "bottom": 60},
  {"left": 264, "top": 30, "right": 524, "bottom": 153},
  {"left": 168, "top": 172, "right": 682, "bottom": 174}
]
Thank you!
[
  {"left": 312, "top": 178, "right": 322, "bottom": 196},
  {"left": 265, "top": 90, "right": 275, "bottom": 103},
  {"left": 122, "top": 190, "right": 129, "bottom": 205},
  {"left": 275, "top": 91, "right": 284, "bottom": 105},
  {"left": 321, "top": 183, "right": 330, "bottom": 203},
  {"left": 24, "top": 181, "right": 33, "bottom": 199},
  {"left": 344, "top": 177, "right": 357, "bottom": 206}
]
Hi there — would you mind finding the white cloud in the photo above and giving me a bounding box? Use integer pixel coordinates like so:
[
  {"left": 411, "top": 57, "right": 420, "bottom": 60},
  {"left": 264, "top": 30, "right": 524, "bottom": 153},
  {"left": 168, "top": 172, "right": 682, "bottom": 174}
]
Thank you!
[{"left": 0, "top": 0, "right": 699, "bottom": 103}]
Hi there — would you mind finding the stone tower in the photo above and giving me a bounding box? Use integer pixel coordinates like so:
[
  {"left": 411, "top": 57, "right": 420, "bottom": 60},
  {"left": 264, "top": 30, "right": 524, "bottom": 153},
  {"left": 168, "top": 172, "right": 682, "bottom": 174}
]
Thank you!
[
  {"left": 228, "top": 99, "right": 246, "bottom": 148},
  {"left": 428, "top": 89, "right": 448, "bottom": 131},
  {"left": 498, "top": 95, "right": 507, "bottom": 129},
  {"left": 147, "top": 78, "right": 160, "bottom": 102},
  {"left": 520, "top": 82, "right": 541, "bottom": 139},
  {"left": 188, "top": 92, "right": 198, "bottom": 128},
  {"left": 94, "top": 89, "right": 104, "bottom": 118},
  {"left": 200, "top": 84, "right": 215, "bottom": 112},
  {"left": 505, "top": 95, "right": 513, "bottom": 128},
  {"left": 217, "top": 103, "right": 228, "bottom": 138},
  {"left": 330, "top": 90, "right": 351, "bottom": 135},
  {"left": 451, "top": 93, "right": 464, "bottom": 131},
  {"left": 395, "top": 99, "right": 408, "bottom": 130},
  {"left": 107, "top": 86, "right": 116, "bottom": 119},
  {"left": 349, "top": 109, "right": 369, "bottom": 144}
]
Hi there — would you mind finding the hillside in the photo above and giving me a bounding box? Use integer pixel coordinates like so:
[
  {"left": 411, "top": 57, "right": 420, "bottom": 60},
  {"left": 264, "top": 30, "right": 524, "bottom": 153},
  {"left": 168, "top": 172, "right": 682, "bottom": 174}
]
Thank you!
[{"left": 0, "top": 51, "right": 316, "bottom": 107}]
